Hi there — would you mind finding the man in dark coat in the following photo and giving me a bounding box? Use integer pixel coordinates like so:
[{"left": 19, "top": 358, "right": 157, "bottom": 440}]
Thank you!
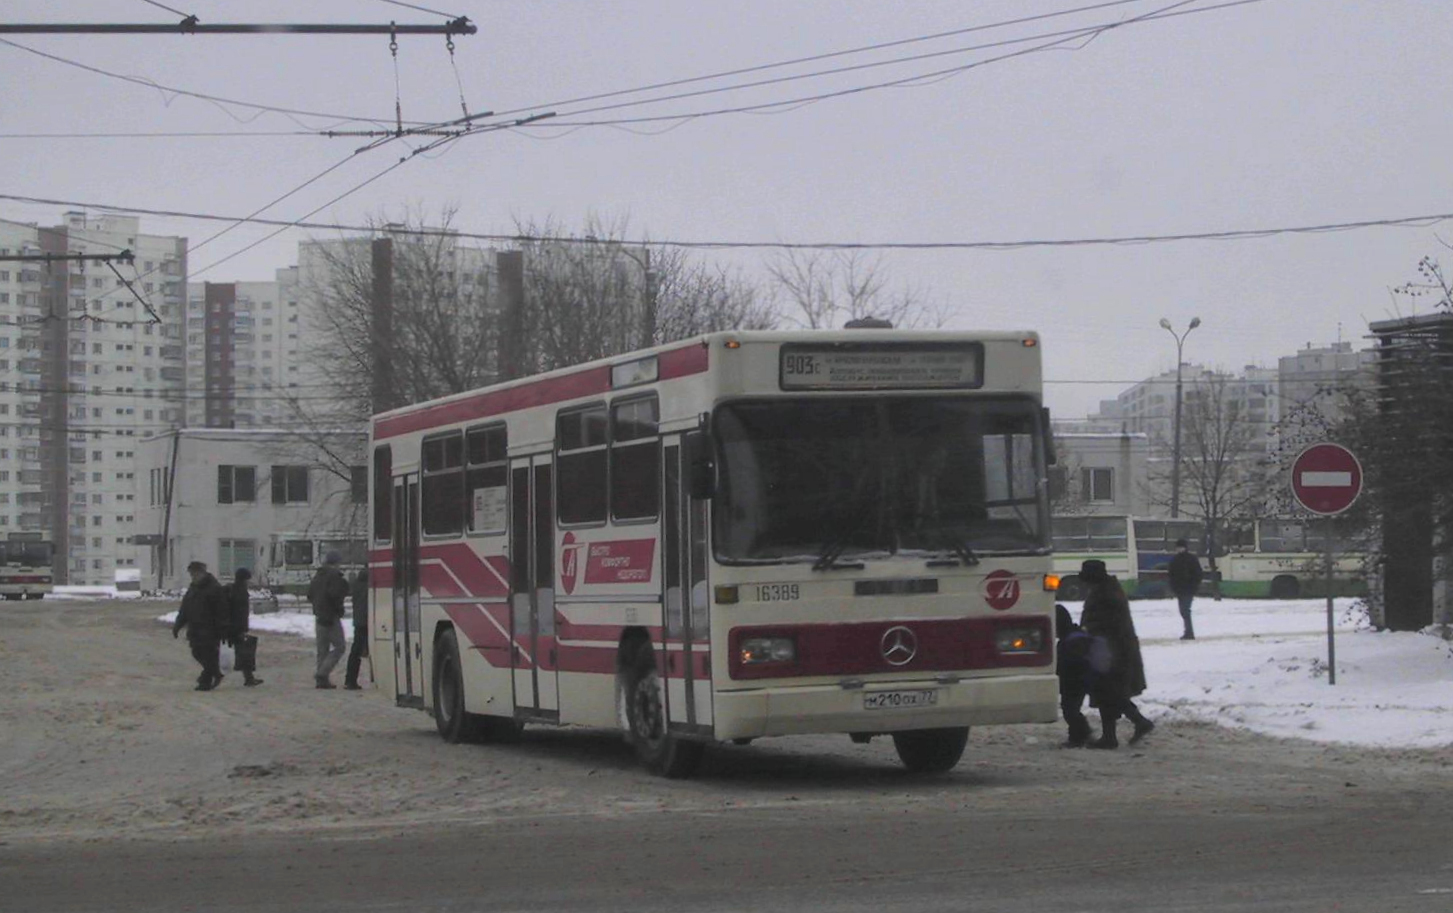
[
  {"left": 172, "top": 560, "right": 229, "bottom": 691},
  {"left": 343, "top": 567, "right": 369, "bottom": 691},
  {"left": 224, "top": 567, "right": 263, "bottom": 687},
  {"left": 1168, "top": 538, "right": 1205, "bottom": 640},
  {"left": 1078, "top": 559, "right": 1154, "bottom": 749},
  {"left": 308, "top": 552, "right": 350, "bottom": 689}
]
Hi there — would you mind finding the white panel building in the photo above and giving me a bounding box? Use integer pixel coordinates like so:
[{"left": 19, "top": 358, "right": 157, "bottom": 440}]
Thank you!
[{"left": 137, "top": 428, "right": 367, "bottom": 592}]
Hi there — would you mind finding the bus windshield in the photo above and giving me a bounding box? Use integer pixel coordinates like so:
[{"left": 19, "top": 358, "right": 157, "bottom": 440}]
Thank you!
[
  {"left": 713, "top": 396, "right": 1048, "bottom": 564},
  {"left": 0, "top": 541, "right": 54, "bottom": 566}
]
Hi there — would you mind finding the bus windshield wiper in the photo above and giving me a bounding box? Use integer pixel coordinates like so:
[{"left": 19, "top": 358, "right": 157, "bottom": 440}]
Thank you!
[
  {"left": 813, "top": 501, "right": 878, "bottom": 571},
  {"left": 935, "top": 528, "right": 980, "bottom": 566}
]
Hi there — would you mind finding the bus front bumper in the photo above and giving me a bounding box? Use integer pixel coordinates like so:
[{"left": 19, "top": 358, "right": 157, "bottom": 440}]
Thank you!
[{"left": 710, "top": 673, "right": 1059, "bottom": 742}]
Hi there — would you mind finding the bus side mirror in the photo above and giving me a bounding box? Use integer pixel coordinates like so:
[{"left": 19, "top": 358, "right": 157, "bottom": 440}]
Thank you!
[
  {"left": 1041, "top": 407, "right": 1057, "bottom": 465},
  {"left": 686, "top": 431, "right": 716, "bottom": 500}
]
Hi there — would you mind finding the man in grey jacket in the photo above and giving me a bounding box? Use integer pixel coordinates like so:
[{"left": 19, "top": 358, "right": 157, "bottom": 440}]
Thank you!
[{"left": 308, "top": 552, "right": 350, "bottom": 689}]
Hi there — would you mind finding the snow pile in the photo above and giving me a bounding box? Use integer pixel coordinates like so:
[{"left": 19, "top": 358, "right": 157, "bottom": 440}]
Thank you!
[{"left": 1069, "top": 596, "right": 1453, "bottom": 750}]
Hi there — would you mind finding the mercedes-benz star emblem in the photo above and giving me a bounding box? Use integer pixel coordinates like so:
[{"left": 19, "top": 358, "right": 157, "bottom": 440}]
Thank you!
[{"left": 880, "top": 625, "right": 918, "bottom": 667}]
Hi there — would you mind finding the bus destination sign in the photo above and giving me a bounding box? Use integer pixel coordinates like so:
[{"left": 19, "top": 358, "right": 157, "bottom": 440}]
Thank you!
[{"left": 779, "top": 343, "right": 982, "bottom": 390}]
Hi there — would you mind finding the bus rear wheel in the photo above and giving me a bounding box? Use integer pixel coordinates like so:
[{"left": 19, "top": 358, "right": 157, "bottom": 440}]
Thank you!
[
  {"left": 1270, "top": 575, "right": 1300, "bottom": 599},
  {"left": 623, "top": 642, "right": 704, "bottom": 779},
  {"left": 892, "top": 727, "right": 969, "bottom": 773}
]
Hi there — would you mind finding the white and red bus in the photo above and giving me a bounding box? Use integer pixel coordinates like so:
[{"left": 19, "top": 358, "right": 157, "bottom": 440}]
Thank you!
[
  {"left": 368, "top": 329, "right": 1060, "bottom": 776},
  {"left": 0, "top": 534, "right": 54, "bottom": 600}
]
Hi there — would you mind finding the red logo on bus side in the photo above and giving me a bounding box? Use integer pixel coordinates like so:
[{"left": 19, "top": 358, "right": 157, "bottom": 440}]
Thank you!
[
  {"left": 560, "top": 532, "right": 583, "bottom": 595},
  {"left": 982, "top": 570, "right": 1020, "bottom": 611}
]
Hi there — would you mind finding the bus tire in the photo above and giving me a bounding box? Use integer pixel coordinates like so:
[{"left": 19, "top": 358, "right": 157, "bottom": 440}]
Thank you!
[
  {"left": 891, "top": 727, "right": 969, "bottom": 773},
  {"left": 432, "top": 629, "right": 480, "bottom": 744},
  {"left": 1056, "top": 575, "right": 1084, "bottom": 601},
  {"left": 623, "top": 641, "right": 704, "bottom": 779},
  {"left": 1270, "top": 575, "right": 1300, "bottom": 599}
]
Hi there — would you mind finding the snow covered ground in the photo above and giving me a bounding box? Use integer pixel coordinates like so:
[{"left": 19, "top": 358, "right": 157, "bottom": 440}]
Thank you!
[
  {"left": 147, "top": 594, "right": 1453, "bottom": 750},
  {"left": 1065, "top": 596, "right": 1453, "bottom": 750}
]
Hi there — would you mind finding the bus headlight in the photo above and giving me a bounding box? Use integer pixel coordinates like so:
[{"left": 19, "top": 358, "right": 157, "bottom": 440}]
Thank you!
[
  {"left": 740, "top": 636, "right": 796, "bottom": 665},
  {"left": 994, "top": 627, "right": 1044, "bottom": 654}
]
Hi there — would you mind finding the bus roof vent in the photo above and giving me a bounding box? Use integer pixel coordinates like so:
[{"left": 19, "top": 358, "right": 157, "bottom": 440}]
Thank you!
[{"left": 843, "top": 317, "right": 893, "bottom": 329}]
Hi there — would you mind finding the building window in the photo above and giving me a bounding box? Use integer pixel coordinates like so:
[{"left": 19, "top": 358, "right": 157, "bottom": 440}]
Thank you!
[
  {"left": 218, "top": 465, "right": 256, "bottom": 504},
  {"left": 349, "top": 465, "right": 368, "bottom": 504},
  {"left": 1080, "top": 467, "right": 1114, "bottom": 503},
  {"left": 270, "top": 465, "right": 309, "bottom": 504}
]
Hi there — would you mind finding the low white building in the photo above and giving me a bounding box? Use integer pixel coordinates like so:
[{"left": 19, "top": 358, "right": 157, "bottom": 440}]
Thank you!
[
  {"left": 1048, "top": 430, "right": 1151, "bottom": 517},
  {"left": 136, "top": 428, "right": 366, "bottom": 591}
]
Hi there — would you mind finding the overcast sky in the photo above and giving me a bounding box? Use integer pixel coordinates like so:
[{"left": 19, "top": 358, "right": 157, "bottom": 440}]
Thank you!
[{"left": 4, "top": 0, "right": 1451, "bottom": 417}]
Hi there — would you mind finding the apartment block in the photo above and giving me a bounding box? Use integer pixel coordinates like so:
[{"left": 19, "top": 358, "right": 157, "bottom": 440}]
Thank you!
[{"left": 0, "top": 212, "right": 187, "bottom": 585}]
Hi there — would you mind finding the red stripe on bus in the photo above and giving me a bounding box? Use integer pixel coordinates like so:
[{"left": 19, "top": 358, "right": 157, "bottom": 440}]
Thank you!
[
  {"left": 419, "top": 542, "right": 511, "bottom": 599},
  {"left": 728, "top": 615, "right": 1052, "bottom": 680},
  {"left": 658, "top": 341, "right": 709, "bottom": 379},
  {"left": 443, "top": 603, "right": 512, "bottom": 657},
  {"left": 372, "top": 341, "right": 710, "bottom": 440}
]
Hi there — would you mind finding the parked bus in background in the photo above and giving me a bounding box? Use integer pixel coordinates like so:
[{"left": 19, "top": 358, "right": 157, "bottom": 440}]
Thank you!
[
  {"left": 1218, "top": 517, "right": 1370, "bottom": 599},
  {"left": 0, "top": 533, "right": 55, "bottom": 600},
  {"left": 369, "top": 329, "right": 1060, "bottom": 777},
  {"left": 262, "top": 533, "right": 367, "bottom": 595},
  {"left": 1052, "top": 516, "right": 1209, "bottom": 599},
  {"left": 1051, "top": 515, "right": 1137, "bottom": 599}
]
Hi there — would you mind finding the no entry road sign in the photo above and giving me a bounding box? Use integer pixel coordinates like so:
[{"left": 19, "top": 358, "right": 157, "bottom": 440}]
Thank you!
[{"left": 1290, "top": 443, "right": 1363, "bottom": 515}]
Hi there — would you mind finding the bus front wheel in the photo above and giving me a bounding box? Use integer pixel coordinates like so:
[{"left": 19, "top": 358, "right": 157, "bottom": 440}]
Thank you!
[
  {"left": 623, "top": 642, "right": 704, "bottom": 779},
  {"left": 892, "top": 727, "right": 969, "bottom": 773},
  {"left": 432, "top": 629, "right": 522, "bottom": 744},
  {"left": 433, "top": 629, "right": 478, "bottom": 744}
]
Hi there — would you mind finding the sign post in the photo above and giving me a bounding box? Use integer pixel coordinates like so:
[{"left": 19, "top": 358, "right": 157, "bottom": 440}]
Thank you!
[{"left": 1289, "top": 443, "right": 1363, "bottom": 686}]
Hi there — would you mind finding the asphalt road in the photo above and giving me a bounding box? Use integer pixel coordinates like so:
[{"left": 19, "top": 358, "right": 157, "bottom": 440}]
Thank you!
[{"left": 2, "top": 599, "right": 1451, "bottom": 912}]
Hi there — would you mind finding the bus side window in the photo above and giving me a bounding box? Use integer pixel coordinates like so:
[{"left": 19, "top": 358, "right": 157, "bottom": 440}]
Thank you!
[
  {"left": 465, "top": 424, "right": 508, "bottom": 535},
  {"left": 373, "top": 445, "right": 392, "bottom": 543},
  {"left": 422, "top": 432, "right": 465, "bottom": 537},
  {"left": 557, "top": 404, "right": 608, "bottom": 526},
  {"left": 611, "top": 396, "right": 660, "bottom": 522}
]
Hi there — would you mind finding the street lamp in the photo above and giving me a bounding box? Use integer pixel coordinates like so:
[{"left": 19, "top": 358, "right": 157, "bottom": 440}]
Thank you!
[{"left": 1159, "top": 316, "right": 1201, "bottom": 518}]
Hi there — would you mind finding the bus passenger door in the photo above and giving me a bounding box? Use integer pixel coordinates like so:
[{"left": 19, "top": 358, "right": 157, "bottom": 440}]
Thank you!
[
  {"left": 509, "top": 456, "right": 559, "bottom": 718},
  {"left": 391, "top": 475, "right": 425, "bottom": 707},
  {"left": 664, "top": 438, "right": 713, "bottom": 733}
]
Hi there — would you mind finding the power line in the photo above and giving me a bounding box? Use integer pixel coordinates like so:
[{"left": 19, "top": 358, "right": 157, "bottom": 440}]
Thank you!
[
  {"left": 480, "top": 0, "right": 1155, "bottom": 122},
  {"left": 0, "top": 37, "right": 417, "bottom": 129},
  {"left": 413, "top": 0, "right": 1256, "bottom": 142},
  {"left": 3, "top": 191, "right": 1448, "bottom": 253}
]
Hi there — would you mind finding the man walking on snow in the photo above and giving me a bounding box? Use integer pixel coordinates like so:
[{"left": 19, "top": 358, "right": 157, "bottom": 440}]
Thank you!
[
  {"left": 1169, "top": 538, "right": 1205, "bottom": 640},
  {"left": 172, "top": 560, "right": 229, "bottom": 691},
  {"left": 308, "top": 552, "right": 350, "bottom": 689}
]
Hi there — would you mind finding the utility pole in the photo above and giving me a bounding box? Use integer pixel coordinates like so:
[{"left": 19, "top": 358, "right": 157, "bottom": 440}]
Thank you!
[{"left": 1159, "top": 316, "right": 1201, "bottom": 518}]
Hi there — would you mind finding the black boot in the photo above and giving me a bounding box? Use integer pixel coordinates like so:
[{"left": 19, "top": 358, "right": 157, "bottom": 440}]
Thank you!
[
  {"left": 1089, "top": 716, "right": 1118, "bottom": 749},
  {"left": 243, "top": 672, "right": 264, "bottom": 687}
]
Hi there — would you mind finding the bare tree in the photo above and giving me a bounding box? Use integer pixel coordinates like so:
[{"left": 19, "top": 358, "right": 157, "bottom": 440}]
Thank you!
[
  {"left": 1143, "top": 375, "right": 1274, "bottom": 589},
  {"left": 766, "top": 249, "right": 948, "bottom": 329},
  {"left": 513, "top": 215, "right": 773, "bottom": 373},
  {"left": 291, "top": 207, "right": 501, "bottom": 428}
]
